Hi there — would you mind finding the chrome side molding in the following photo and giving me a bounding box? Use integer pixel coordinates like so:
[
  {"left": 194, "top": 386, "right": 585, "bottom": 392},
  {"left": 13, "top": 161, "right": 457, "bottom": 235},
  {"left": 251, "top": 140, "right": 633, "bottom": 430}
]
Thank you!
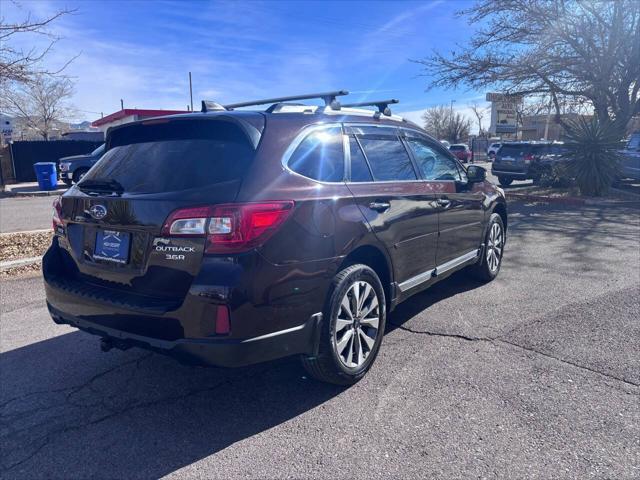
[{"left": 398, "top": 249, "right": 480, "bottom": 292}]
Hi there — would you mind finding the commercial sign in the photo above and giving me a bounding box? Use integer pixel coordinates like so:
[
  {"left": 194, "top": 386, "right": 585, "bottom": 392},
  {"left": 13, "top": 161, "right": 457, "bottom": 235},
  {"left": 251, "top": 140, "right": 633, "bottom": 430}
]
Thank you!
[
  {"left": 1, "top": 116, "right": 13, "bottom": 143},
  {"left": 487, "top": 93, "right": 523, "bottom": 135}
]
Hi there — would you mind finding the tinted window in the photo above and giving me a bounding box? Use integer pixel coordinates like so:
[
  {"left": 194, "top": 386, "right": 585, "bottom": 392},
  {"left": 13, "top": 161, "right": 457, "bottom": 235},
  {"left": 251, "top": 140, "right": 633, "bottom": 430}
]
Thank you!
[
  {"left": 428, "top": 156, "right": 462, "bottom": 182},
  {"left": 499, "top": 144, "right": 531, "bottom": 157},
  {"left": 84, "top": 120, "right": 254, "bottom": 194},
  {"left": 406, "top": 138, "right": 440, "bottom": 179},
  {"left": 349, "top": 137, "right": 373, "bottom": 182},
  {"left": 449, "top": 145, "right": 465, "bottom": 151},
  {"left": 358, "top": 135, "right": 416, "bottom": 181},
  {"left": 288, "top": 127, "right": 344, "bottom": 182}
]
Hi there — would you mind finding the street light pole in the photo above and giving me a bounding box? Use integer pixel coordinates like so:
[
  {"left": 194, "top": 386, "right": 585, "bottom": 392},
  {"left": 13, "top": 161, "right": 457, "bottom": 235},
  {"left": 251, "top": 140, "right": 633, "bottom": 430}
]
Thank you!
[
  {"left": 189, "top": 72, "right": 193, "bottom": 112},
  {"left": 449, "top": 99, "right": 456, "bottom": 141}
]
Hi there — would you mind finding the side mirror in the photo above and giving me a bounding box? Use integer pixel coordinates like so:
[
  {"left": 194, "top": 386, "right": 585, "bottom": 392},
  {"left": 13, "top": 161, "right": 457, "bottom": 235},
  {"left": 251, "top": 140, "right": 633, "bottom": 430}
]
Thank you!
[{"left": 467, "top": 165, "right": 486, "bottom": 183}]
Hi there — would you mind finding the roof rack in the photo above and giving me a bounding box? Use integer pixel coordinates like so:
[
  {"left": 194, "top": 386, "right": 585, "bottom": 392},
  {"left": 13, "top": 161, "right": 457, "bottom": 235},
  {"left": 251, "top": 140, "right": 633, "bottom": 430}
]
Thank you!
[
  {"left": 340, "top": 99, "right": 399, "bottom": 118},
  {"left": 202, "top": 90, "right": 349, "bottom": 113}
]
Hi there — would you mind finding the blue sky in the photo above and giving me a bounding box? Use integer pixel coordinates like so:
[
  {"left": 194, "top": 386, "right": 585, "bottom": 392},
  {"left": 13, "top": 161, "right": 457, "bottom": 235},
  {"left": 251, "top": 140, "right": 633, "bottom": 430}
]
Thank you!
[{"left": 5, "top": 0, "right": 489, "bottom": 128}]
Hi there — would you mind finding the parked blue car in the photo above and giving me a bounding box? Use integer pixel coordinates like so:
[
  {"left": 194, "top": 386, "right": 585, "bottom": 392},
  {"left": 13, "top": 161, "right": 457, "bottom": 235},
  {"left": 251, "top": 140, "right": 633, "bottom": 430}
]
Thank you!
[
  {"left": 58, "top": 143, "right": 105, "bottom": 185},
  {"left": 620, "top": 132, "right": 640, "bottom": 180}
]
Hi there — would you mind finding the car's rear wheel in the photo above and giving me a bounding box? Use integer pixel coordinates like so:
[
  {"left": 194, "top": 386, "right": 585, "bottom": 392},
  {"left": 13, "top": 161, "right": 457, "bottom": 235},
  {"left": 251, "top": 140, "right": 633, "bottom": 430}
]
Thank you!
[
  {"left": 301, "top": 264, "right": 386, "bottom": 385},
  {"left": 72, "top": 168, "right": 89, "bottom": 184},
  {"left": 469, "top": 213, "right": 505, "bottom": 282},
  {"left": 498, "top": 176, "right": 513, "bottom": 186}
]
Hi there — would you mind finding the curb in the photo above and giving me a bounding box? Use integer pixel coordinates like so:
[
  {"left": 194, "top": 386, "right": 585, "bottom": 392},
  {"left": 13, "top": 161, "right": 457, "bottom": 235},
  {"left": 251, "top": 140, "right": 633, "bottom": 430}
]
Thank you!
[
  {"left": 0, "top": 229, "right": 52, "bottom": 236},
  {"left": 1, "top": 189, "right": 67, "bottom": 198},
  {"left": 506, "top": 192, "right": 640, "bottom": 207},
  {"left": 0, "top": 256, "right": 42, "bottom": 271},
  {"left": 505, "top": 192, "right": 586, "bottom": 206}
]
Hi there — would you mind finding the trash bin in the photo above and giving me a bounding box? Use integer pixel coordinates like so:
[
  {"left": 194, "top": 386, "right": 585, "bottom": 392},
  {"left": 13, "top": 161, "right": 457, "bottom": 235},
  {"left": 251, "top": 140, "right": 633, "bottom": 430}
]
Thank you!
[{"left": 33, "top": 162, "right": 58, "bottom": 191}]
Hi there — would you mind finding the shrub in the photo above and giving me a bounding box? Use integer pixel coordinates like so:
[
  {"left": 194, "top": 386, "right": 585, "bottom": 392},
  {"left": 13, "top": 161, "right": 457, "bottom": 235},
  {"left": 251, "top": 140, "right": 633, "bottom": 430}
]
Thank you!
[
  {"left": 538, "top": 163, "right": 573, "bottom": 188},
  {"left": 562, "top": 117, "right": 623, "bottom": 196}
]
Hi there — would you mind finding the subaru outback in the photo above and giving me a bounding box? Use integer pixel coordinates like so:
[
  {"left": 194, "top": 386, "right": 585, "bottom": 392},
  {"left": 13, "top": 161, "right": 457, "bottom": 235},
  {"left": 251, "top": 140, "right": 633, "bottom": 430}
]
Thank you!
[{"left": 44, "top": 91, "right": 507, "bottom": 385}]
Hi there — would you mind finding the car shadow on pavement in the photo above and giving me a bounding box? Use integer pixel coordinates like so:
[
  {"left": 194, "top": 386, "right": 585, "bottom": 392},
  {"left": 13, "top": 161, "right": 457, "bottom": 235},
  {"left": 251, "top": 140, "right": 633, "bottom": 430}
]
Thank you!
[
  {"left": 0, "top": 330, "right": 345, "bottom": 478},
  {"left": 0, "top": 270, "right": 487, "bottom": 479}
]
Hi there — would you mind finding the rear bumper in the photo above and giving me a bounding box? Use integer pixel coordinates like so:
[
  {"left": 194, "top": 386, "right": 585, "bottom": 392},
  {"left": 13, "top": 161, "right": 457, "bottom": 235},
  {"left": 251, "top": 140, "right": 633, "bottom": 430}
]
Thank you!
[
  {"left": 47, "top": 302, "right": 322, "bottom": 367},
  {"left": 42, "top": 237, "right": 332, "bottom": 368},
  {"left": 491, "top": 168, "right": 529, "bottom": 178}
]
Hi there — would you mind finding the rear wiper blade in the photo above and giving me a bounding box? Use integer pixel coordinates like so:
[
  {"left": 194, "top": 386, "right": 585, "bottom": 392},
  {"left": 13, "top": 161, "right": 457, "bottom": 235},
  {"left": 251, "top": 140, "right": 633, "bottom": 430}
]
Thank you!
[{"left": 78, "top": 179, "right": 124, "bottom": 194}]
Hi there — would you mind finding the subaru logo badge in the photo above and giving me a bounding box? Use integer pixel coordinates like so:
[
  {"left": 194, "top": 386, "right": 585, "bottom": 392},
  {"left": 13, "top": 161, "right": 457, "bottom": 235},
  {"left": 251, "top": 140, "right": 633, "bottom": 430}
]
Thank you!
[{"left": 88, "top": 204, "right": 107, "bottom": 220}]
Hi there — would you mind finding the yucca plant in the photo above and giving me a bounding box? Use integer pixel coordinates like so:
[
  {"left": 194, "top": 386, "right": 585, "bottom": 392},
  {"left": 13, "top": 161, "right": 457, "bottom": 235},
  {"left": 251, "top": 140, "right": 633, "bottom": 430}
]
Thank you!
[{"left": 562, "top": 117, "right": 623, "bottom": 196}]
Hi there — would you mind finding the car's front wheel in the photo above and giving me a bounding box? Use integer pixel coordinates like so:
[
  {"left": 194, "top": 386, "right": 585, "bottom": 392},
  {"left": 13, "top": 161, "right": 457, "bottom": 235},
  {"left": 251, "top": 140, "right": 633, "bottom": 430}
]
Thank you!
[
  {"left": 72, "top": 168, "right": 89, "bottom": 184},
  {"left": 469, "top": 213, "right": 505, "bottom": 282},
  {"left": 301, "top": 264, "right": 386, "bottom": 385},
  {"left": 498, "top": 176, "right": 513, "bottom": 186}
]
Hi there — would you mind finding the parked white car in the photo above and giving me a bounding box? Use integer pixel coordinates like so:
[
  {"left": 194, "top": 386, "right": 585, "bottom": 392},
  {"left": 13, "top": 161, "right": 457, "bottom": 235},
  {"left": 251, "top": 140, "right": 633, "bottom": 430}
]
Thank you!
[{"left": 487, "top": 143, "right": 502, "bottom": 159}]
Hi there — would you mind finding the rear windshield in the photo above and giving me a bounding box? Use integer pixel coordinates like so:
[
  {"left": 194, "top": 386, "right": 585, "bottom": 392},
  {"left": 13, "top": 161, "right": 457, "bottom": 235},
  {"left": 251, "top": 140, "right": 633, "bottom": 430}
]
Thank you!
[
  {"left": 499, "top": 144, "right": 531, "bottom": 156},
  {"left": 83, "top": 120, "right": 255, "bottom": 193},
  {"left": 449, "top": 145, "right": 465, "bottom": 151}
]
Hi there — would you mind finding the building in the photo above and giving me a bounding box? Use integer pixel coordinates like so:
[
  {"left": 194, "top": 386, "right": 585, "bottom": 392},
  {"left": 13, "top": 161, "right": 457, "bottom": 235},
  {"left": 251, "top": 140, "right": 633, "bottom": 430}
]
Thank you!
[
  {"left": 91, "top": 108, "right": 189, "bottom": 132},
  {"left": 520, "top": 113, "right": 588, "bottom": 141}
]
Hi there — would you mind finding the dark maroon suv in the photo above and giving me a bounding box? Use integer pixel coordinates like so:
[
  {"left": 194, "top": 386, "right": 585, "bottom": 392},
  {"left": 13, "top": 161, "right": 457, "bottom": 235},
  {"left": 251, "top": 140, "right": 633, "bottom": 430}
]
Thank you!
[{"left": 43, "top": 91, "right": 507, "bottom": 385}]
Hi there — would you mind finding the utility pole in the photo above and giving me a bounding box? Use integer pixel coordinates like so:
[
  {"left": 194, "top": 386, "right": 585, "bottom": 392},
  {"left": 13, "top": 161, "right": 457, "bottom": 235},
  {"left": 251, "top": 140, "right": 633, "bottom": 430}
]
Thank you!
[
  {"left": 189, "top": 72, "right": 193, "bottom": 112},
  {"left": 449, "top": 99, "right": 456, "bottom": 142},
  {"left": 120, "top": 99, "right": 124, "bottom": 110}
]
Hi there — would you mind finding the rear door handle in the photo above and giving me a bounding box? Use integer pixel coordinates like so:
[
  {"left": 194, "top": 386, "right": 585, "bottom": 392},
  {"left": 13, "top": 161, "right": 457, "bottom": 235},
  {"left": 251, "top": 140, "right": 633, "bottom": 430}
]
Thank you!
[{"left": 369, "top": 201, "right": 391, "bottom": 212}]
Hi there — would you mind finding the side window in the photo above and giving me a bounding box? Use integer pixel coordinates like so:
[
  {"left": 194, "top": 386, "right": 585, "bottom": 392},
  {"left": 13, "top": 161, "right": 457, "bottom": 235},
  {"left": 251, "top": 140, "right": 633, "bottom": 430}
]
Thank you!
[
  {"left": 349, "top": 136, "right": 373, "bottom": 182},
  {"left": 407, "top": 137, "right": 461, "bottom": 182},
  {"left": 287, "top": 127, "right": 344, "bottom": 182},
  {"left": 357, "top": 134, "right": 417, "bottom": 181}
]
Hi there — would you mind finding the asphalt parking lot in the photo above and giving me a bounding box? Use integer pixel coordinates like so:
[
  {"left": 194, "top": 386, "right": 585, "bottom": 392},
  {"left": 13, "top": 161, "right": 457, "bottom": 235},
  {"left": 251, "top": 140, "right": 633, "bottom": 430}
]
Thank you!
[{"left": 1, "top": 200, "right": 639, "bottom": 479}]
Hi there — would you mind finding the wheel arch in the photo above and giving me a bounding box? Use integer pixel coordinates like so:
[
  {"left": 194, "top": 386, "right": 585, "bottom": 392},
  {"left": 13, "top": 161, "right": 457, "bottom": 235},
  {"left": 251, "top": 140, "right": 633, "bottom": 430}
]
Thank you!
[
  {"left": 338, "top": 244, "right": 393, "bottom": 310},
  {"left": 492, "top": 201, "right": 508, "bottom": 233}
]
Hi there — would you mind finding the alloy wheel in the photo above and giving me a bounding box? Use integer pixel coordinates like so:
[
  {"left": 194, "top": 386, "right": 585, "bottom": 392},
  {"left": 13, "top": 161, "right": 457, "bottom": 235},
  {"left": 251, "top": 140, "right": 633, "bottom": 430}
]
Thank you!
[
  {"left": 486, "top": 222, "right": 503, "bottom": 272},
  {"left": 333, "top": 280, "right": 380, "bottom": 368}
]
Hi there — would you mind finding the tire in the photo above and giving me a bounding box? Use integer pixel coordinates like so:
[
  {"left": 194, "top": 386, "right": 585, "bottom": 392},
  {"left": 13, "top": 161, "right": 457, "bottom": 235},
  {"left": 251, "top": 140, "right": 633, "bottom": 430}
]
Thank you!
[
  {"left": 469, "top": 213, "right": 505, "bottom": 282},
  {"left": 301, "top": 264, "right": 386, "bottom": 386},
  {"left": 72, "top": 168, "right": 89, "bottom": 184},
  {"left": 498, "top": 176, "right": 513, "bottom": 186}
]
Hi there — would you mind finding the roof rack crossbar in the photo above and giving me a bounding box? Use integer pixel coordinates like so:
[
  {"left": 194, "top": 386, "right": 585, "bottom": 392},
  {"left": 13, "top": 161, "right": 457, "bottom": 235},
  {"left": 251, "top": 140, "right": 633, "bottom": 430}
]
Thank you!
[
  {"left": 341, "top": 99, "right": 399, "bottom": 117},
  {"left": 221, "top": 90, "right": 349, "bottom": 111}
]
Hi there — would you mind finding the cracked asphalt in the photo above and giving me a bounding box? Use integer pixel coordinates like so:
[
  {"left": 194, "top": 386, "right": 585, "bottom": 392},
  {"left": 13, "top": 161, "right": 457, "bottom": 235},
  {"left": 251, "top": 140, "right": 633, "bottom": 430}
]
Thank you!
[{"left": 1, "top": 201, "right": 639, "bottom": 479}]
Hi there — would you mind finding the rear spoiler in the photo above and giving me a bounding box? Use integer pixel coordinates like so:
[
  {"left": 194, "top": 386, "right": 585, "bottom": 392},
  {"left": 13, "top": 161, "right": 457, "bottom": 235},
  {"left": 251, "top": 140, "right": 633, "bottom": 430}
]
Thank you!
[{"left": 105, "top": 113, "right": 264, "bottom": 150}]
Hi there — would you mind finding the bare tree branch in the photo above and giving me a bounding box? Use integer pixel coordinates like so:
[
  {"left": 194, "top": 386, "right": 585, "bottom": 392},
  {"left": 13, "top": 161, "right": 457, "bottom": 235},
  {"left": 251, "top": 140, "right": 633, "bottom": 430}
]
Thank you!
[
  {"left": 0, "top": 5, "right": 77, "bottom": 84},
  {"left": 414, "top": 0, "right": 640, "bottom": 131}
]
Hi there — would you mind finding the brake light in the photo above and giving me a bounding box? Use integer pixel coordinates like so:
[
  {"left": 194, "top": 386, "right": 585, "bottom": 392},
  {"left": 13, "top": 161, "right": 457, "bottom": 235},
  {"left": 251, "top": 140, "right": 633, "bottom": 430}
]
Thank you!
[
  {"left": 162, "top": 202, "right": 294, "bottom": 254},
  {"left": 52, "top": 197, "right": 63, "bottom": 230}
]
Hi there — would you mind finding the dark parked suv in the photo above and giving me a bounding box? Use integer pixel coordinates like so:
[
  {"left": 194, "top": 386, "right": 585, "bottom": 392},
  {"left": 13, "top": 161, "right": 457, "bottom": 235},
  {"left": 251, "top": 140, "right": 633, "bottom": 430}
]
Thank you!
[
  {"left": 492, "top": 142, "right": 568, "bottom": 186},
  {"left": 44, "top": 91, "right": 507, "bottom": 385}
]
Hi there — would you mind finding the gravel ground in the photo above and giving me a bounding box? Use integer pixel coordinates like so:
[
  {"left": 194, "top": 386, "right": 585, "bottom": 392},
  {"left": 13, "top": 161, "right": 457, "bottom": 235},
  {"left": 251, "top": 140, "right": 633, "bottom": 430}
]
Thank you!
[
  {"left": 0, "top": 232, "right": 52, "bottom": 262},
  {"left": 1, "top": 201, "right": 639, "bottom": 479}
]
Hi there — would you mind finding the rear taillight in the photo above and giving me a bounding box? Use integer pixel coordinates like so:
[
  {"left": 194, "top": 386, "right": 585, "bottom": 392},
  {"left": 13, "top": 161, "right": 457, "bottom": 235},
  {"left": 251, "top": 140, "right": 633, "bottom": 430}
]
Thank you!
[
  {"left": 52, "top": 197, "right": 63, "bottom": 230},
  {"left": 161, "top": 201, "right": 294, "bottom": 254},
  {"left": 524, "top": 153, "right": 534, "bottom": 163}
]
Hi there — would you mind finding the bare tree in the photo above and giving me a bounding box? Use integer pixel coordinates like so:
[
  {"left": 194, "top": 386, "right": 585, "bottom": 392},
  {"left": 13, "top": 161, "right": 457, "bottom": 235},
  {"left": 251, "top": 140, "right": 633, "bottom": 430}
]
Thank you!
[
  {"left": 422, "top": 105, "right": 471, "bottom": 143},
  {"left": 1, "top": 74, "right": 75, "bottom": 140},
  {"left": 0, "top": 4, "right": 76, "bottom": 85},
  {"left": 469, "top": 102, "right": 488, "bottom": 135},
  {"left": 416, "top": 1, "right": 640, "bottom": 132}
]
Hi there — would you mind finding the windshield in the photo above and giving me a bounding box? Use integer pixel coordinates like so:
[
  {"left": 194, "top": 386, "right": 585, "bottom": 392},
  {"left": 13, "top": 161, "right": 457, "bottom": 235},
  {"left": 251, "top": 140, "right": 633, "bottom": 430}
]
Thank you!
[{"left": 81, "top": 120, "right": 255, "bottom": 194}]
